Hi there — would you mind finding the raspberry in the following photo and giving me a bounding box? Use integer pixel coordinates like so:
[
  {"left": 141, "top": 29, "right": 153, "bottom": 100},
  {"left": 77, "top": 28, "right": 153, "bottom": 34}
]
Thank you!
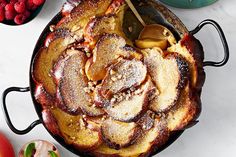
[
  {"left": 9, "top": 0, "right": 18, "bottom": 4},
  {"left": 0, "top": 6, "right": 5, "bottom": 22},
  {"left": 5, "top": 10, "right": 16, "bottom": 20},
  {"left": 27, "top": 0, "right": 37, "bottom": 10},
  {"left": 0, "top": 1, "right": 7, "bottom": 8},
  {"left": 14, "top": 14, "right": 26, "bottom": 24},
  {"left": 32, "top": 0, "right": 45, "bottom": 6},
  {"left": 14, "top": 1, "right": 26, "bottom": 13},
  {"left": 24, "top": 10, "right": 30, "bottom": 18},
  {"left": 4, "top": 3, "right": 16, "bottom": 20},
  {"left": 5, "top": 3, "right": 15, "bottom": 12}
]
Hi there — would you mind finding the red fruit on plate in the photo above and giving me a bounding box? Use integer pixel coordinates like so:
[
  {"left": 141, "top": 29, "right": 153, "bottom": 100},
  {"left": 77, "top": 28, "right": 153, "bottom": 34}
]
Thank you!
[
  {"left": 14, "top": 14, "right": 26, "bottom": 24},
  {"left": 0, "top": 132, "right": 15, "bottom": 157},
  {"left": 32, "top": 0, "right": 45, "bottom": 6},
  {"left": 14, "top": 1, "right": 26, "bottom": 13},
  {"left": 0, "top": 6, "right": 4, "bottom": 22}
]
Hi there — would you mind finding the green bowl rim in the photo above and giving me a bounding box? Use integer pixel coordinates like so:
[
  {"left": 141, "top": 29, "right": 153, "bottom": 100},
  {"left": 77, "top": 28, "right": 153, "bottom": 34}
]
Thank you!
[{"left": 160, "top": 0, "right": 218, "bottom": 9}]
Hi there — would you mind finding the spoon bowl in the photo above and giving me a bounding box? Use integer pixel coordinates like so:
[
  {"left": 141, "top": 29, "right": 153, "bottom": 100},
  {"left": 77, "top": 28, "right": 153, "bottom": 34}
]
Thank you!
[{"left": 125, "top": 0, "right": 177, "bottom": 50}]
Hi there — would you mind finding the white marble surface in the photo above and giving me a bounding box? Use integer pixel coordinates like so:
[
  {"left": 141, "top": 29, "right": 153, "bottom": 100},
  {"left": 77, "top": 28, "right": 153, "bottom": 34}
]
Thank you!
[{"left": 0, "top": 0, "right": 235, "bottom": 156}]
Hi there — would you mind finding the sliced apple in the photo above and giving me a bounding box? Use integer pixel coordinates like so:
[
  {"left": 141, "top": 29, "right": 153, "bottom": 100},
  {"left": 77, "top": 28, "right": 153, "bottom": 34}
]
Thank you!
[
  {"left": 54, "top": 49, "right": 105, "bottom": 116},
  {"left": 51, "top": 107, "right": 103, "bottom": 151},
  {"left": 167, "top": 83, "right": 200, "bottom": 131},
  {"left": 56, "top": 0, "right": 113, "bottom": 38},
  {"left": 34, "top": 84, "right": 55, "bottom": 109},
  {"left": 105, "top": 0, "right": 125, "bottom": 14},
  {"left": 32, "top": 29, "right": 75, "bottom": 95},
  {"left": 168, "top": 34, "right": 205, "bottom": 89},
  {"left": 85, "top": 15, "right": 117, "bottom": 42},
  {"left": 83, "top": 116, "right": 104, "bottom": 132},
  {"left": 61, "top": 0, "right": 80, "bottom": 16},
  {"left": 93, "top": 117, "right": 169, "bottom": 157},
  {"left": 137, "top": 110, "right": 156, "bottom": 131},
  {"left": 94, "top": 86, "right": 110, "bottom": 108},
  {"left": 85, "top": 34, "right": 142, "bottom": 81},
  {"left": 143, "top": 48, "right": 189, "bottom": 112},
  {"left": 104, "top": 77, "right": 155, "bottom": 122},
  {"left": 84, "top": 8, "right": 129, "bottom": 45},
  {"left": 101, "top": 58, "right": 147, "bottom": 98},
  {"left": 42, "top": 109, "right": 61, "bottom": 136},
  {"left": 101, "top": 118, "right": 142, "bottom": 150}
]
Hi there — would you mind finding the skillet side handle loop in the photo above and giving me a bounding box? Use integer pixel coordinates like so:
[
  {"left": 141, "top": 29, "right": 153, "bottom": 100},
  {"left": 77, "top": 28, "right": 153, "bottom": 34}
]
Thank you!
[
  {"left": 189, "top": 19, "right": 229, "bottom": 67},
  {"left": 1, "top": 87, "right": 42, "bottom": 135}
]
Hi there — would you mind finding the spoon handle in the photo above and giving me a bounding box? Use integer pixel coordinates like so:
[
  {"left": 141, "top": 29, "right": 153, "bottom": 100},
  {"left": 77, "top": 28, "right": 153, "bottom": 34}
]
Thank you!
[{"left": 125, "top": 0, "right": 146, "bottom": 27}]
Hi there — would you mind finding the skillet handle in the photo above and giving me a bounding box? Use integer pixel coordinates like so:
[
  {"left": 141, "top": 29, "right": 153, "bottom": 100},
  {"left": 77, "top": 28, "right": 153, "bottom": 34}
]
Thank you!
[
  {"left": 2, "top": 87, "right": 42, "bottom": 135},
  {"left": 189, "top": 19, "right": 229, "bottom": 67}
]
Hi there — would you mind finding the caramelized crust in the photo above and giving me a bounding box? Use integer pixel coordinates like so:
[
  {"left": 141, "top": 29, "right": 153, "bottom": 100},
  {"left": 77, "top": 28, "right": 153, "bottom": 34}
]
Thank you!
[
  {"left": 104, "top": 77, "right": 155, "bottom": 122},
  {"left": 168, "top": 34, "right": 205, "bottom": 90},
  {"left": 93, "top": 117, "right": 169, "bottom": 157},
  {"left": 85, "top": 15, "right": 117, "bottom": 42},
  {"left": 143, "top": 48, "right": 189, "bottom": 113},
  {"left": 34, "top": 84, "right": 55, "bottom": 109},
  {"left": 42, "top": 109, "right": 61, "bottom": 136},
  {"left": 61, "top": 0, "right": 81, "bottom": 16},
  {"left": 137, "top": 110, "right": 156, "bottom": 131},
  {"left": 54, "top": 49, "right": 104, "bottom": 116},
  {"left": 84, "top": 13, "right": 127, "bottom": 45},
  {"left": 51, "top": 107, "right": 103, "bottom": 151},
  {"left": 101, "top": 58, "right": 147, "bottom": 98},
  {"left": 56, "top": 0, "right": 113, "bottom": 38},
  {"left": 106, "top": 0, "right": 125, "bottom": 14},
  {"left": 101, "top": 118, "right": 142, "bottom": 149},
  {"left": 33, "top": 0, "right": 206, "bottom": 156},
  {"left": 32, "top": 29, "right": 75, "bottom": 95},
  {"left": 167, "top": 83, "right": 200, "bottom": 131},
  {"left": 85, "top": 34, "right": 142, "bottom": 81}
]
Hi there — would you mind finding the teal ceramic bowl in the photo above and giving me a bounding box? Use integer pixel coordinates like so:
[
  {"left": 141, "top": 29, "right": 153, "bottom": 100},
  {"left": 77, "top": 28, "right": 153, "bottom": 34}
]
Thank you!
[{"left": 160, "top": 0, "right": 218, "bottom": 8}]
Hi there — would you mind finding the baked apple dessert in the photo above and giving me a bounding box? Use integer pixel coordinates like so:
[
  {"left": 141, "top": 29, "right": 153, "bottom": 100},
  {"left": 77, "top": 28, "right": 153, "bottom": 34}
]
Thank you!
[{"left": 32, "top": 0, "right": 205, "bottom": 156}]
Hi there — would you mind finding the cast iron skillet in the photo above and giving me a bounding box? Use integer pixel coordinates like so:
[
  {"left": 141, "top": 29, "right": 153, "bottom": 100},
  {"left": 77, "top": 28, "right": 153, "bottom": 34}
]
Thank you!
[{"left": 2, "top": 0, "right": 229, "bottom": 156}]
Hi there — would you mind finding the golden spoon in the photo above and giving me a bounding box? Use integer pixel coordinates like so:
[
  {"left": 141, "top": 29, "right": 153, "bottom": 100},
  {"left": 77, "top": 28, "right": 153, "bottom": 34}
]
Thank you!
[{"left": 125, "top": 0, "right": 176, "bottom": 49}]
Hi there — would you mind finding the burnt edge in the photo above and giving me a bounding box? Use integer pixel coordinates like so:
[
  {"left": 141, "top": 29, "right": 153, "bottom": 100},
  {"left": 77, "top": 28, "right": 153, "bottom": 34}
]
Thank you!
[
  {"left": 181, "top": 34, "right": 206, "bottom": 92},
  {"left": 53, "top": 54, "right": 82, "bottom": 115},
  {"left": 101, "top": 122, "right": 142, "bottom": 150},
  {"left": 85, "top": 14, "right": 116, "bottom": 38},
  {"left": 150, "top": 52, "right": 190, "bottom": 113}
]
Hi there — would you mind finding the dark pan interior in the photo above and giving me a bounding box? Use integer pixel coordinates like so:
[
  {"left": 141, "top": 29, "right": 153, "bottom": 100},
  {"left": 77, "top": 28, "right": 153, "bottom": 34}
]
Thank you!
[{"left": 29, "top": 0, "right": 187, "bottom": 156}]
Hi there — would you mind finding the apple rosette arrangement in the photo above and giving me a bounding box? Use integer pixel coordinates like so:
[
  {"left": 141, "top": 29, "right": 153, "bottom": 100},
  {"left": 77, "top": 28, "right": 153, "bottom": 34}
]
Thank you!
[{"left": 32, "top": 0, "right": 205, "bottom": 156}]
